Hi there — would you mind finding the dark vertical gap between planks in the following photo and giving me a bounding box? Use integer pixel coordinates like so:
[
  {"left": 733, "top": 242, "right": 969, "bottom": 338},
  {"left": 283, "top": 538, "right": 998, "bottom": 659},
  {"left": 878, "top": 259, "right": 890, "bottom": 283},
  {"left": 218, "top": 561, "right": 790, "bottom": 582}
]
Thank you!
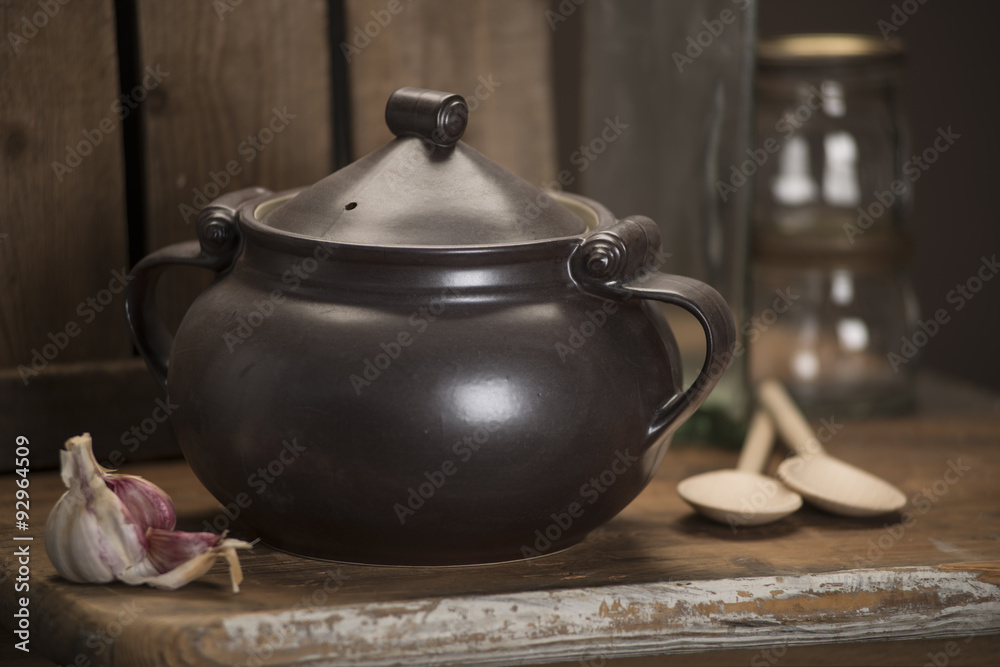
[
  {"left": 113, "top": 0, "right": 146, "bottom": 272},
  {"left": 550, "top": 0, "right": 582, "bottom": 192},
  {"left": 329, "top": 0, "right": 353, "bottom": 169}
]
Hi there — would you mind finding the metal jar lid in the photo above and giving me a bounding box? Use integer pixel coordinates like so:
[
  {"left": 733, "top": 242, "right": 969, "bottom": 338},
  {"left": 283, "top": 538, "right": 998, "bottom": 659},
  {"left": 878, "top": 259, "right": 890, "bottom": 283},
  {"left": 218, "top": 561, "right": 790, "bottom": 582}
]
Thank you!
[{"left": 757, "top": 33, "right": 906, "bottom": 69}]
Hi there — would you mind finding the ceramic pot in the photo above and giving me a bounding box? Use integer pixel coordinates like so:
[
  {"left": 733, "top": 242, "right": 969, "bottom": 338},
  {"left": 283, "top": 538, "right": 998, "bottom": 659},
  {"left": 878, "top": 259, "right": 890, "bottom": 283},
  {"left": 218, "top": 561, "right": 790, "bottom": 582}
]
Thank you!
[{"left": 125, "top": 88, "right": 735, "bottom": 565}]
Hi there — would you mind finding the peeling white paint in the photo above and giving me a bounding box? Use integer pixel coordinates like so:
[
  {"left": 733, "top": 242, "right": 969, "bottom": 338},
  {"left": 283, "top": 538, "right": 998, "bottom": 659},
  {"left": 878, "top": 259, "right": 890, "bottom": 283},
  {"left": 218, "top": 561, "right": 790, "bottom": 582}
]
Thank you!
[{"left": 209, "top": 567, "right": 1000, "bottom": 667}]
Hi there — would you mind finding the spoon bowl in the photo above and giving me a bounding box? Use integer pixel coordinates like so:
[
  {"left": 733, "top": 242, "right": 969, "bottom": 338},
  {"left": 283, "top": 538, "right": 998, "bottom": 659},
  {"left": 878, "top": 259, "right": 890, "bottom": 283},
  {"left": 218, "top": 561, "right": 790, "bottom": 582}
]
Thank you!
[
  {"left": 776, "top": 453, "right": 906, "bottom": 516},
  {"left": 678, "top": 468, "right": 803, "bottom": 525},
  {"left": 677, "top": 409, "right": 802, "bottom": 526},
  {"left": 759, "top": 380, "right": 907, "bottom": 517}
]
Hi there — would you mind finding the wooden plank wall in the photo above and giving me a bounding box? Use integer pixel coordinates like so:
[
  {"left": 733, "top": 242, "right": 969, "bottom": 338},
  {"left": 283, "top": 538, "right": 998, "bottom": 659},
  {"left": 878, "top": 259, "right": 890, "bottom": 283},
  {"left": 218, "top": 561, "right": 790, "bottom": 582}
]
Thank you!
[
  {"left": 1, "top": 0, "right": 131, "bottom": 369},
  {"left": 136, "top": 0, "right": 333, "bottom": 333},
  {"left": 0, "top": 0, "right": 333, "bottom": 470},
  {"left": 345, "top": 0, "right": 558, "bottom": 185},
  {"left": 1, "top": 0, "right": 558, "bottom": 470},
  {"left": 0, "top": 0, "right": 141, "bottom": 470}
]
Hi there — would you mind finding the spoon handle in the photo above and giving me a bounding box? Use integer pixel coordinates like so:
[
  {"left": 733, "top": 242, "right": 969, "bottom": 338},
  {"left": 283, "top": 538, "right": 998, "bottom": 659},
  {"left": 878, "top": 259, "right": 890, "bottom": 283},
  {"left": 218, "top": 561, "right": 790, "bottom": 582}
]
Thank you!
[
  {"left": 758, "top": 380, "right": 827, "bottom": 458},
  {"left": 736, "top": 409, "right": 775, "bottom": 473}
]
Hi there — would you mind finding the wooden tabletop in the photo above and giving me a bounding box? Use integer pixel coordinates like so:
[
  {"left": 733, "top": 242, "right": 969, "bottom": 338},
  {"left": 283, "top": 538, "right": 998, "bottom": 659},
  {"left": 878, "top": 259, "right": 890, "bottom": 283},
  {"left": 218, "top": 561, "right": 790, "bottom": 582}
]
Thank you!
[{"left": 2, "top": 376, "right": 1000, "bottom": 666}]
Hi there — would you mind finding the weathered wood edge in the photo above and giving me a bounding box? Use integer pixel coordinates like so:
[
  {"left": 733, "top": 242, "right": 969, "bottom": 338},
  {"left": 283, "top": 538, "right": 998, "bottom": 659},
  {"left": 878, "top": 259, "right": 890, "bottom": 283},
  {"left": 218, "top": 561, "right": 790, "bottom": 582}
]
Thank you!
[
  {"left": 163, "top": 566, "right": 1000, "bottom": 666},
  {"left": 0, "top": 357, "right": 180, "bottom": 472}
]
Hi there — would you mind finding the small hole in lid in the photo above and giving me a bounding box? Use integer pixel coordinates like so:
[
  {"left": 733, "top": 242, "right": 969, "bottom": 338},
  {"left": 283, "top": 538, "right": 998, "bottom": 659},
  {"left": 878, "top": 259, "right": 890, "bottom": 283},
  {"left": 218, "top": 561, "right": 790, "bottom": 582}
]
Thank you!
[{"left": 345, "top": 202, "right": 357, "bottom": 210}]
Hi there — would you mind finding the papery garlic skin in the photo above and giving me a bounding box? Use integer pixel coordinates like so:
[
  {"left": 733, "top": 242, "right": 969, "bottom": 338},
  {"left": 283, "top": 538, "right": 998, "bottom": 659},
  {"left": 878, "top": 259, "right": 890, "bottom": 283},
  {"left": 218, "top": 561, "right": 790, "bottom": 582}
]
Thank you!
[
  {"left": 121, "top": 530, "right": 249, "bottom": 593},
  {"left": 45, "top": 433, "right": 252, "bottom": 592}
]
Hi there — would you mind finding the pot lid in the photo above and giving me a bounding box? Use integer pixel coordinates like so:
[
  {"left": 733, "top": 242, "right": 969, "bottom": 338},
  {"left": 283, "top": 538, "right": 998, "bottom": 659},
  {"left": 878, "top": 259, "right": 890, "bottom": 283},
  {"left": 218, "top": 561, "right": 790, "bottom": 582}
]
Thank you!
[{"left": 259, "top": 87, "right": 587, "bottom": 246}]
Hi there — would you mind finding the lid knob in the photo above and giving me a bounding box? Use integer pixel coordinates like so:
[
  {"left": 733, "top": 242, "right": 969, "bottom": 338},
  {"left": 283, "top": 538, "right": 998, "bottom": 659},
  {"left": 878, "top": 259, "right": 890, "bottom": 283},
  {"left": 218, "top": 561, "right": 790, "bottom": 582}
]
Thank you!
[{"left": 385, "top": 87, "right": 468, "bottom": 149}]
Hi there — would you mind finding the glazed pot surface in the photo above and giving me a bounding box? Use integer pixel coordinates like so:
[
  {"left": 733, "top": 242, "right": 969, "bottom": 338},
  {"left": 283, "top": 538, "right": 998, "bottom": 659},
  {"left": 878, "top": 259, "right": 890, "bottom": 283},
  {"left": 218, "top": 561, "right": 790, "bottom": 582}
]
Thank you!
[{"left": 169, "top": 252, "right": 678, "bottom": 564}]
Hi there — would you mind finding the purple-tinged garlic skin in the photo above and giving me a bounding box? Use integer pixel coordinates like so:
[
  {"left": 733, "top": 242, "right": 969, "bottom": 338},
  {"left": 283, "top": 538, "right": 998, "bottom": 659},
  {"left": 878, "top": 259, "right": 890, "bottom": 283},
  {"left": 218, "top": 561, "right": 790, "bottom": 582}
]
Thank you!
[
  {"left": 145, "top": 528, "right": 220, "bottom": 573},
  {"left": 105, "top": 474, "right": 176, "bottom": 532}
]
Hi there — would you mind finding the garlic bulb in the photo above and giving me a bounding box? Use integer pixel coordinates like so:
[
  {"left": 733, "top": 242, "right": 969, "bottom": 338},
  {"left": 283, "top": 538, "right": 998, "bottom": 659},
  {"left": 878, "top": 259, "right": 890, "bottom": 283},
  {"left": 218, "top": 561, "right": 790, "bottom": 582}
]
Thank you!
[{"left": 45, "top": 434, "right": 252, "bottom": 592}]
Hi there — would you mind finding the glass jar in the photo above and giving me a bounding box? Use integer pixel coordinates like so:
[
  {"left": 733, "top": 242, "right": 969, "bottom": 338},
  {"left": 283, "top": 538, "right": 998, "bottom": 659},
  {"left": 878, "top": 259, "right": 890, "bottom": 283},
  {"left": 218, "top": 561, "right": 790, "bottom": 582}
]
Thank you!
[{"left": 750, "top": 34, "right": 918, "bottom": 417}]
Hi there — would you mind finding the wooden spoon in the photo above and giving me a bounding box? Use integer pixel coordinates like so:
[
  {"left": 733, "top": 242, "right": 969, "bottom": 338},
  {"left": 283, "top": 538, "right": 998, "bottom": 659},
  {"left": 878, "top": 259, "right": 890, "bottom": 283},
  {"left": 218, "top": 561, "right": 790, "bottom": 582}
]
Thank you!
[
  {"left": 758, "top": 379, "right": 907, "bottom": 516},
  {"left": 677, "top": 409, "right": 803, "bottom": 526}
]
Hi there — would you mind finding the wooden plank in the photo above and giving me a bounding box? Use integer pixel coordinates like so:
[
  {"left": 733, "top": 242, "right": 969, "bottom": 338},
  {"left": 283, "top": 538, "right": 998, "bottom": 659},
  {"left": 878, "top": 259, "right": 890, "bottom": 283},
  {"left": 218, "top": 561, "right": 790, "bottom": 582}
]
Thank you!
[
  {"left": 0, "top": 358, "right": 180, "bottom": 473},
  {"left": 136, "top": 0, "right": 333, "bottom": 332},
  {"left": 195, "top": 568, "right": 1000, "bottom": 665},
  {"left": 542, "top": 636, "right": 1000, "bottom": 667},
  {"left": 3, "top": 633, "right": 997, "bottom": 667},
  {"left": 345, "top": 0, "right": 557, "bottom": 186},
  {"left": 0, "top": 0, "right": 131, "bottom": 368},
  {"left": 3, "top": 412, "right": 999, "bottom": 665}
]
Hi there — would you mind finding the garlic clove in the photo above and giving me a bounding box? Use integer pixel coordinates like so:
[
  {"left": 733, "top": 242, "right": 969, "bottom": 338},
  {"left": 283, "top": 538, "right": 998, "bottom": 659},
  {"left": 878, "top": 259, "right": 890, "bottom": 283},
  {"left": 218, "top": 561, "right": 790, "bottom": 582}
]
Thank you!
[
  {"left": 145, "top": 527, "right": 221, "bottom": 572},
  {"left": 45, "top": 496, "right": 140, "bottom": 584},
  {"left": 105, "top": 475, "right": 176, "bottom": 532}
]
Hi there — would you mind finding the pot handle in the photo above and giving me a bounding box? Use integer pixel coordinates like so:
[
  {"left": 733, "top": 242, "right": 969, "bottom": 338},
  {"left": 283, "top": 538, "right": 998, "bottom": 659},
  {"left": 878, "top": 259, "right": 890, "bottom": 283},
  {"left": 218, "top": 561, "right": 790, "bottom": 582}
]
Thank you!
[
  {"left": 619, "top": 273, "right": 736, "bottom": 438},
  {"left": 572, "top": 216, "right": 736, "bottom": 439},
  {"left": 125, "top": 188, "right": 266, "bottom": 389}
]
